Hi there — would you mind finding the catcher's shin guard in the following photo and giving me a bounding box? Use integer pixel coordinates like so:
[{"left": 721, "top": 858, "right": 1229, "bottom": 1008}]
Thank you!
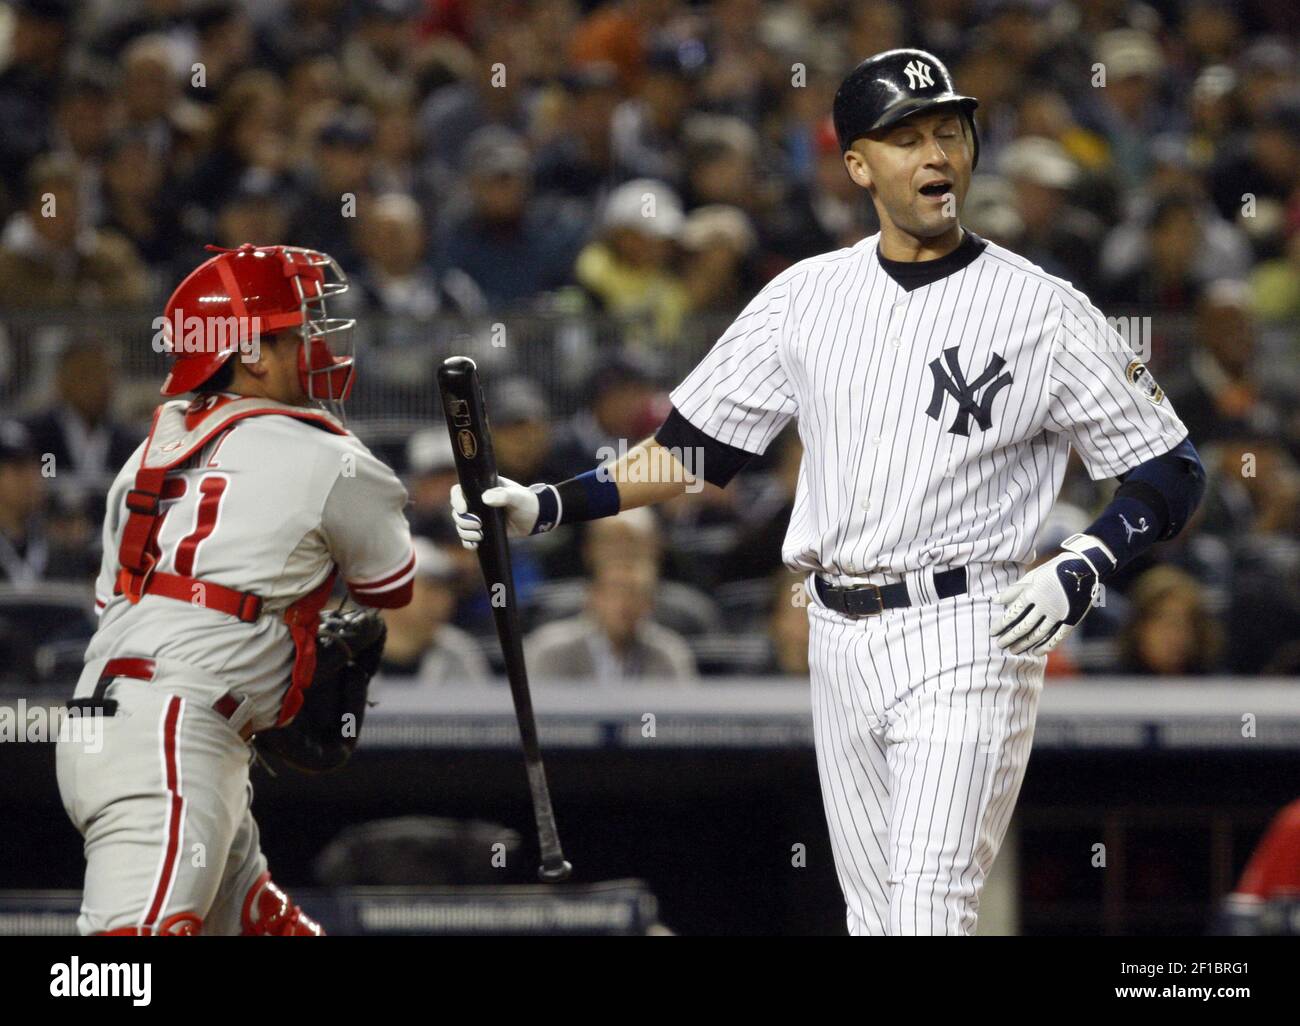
[{"left": 240, "top": 872, "right": 325, "bottom": 936}]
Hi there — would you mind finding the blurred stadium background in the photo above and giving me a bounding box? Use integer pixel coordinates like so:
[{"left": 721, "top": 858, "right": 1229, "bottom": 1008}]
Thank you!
[{"left": 0, "top": 0, "right": 1297, "bottom": 935}]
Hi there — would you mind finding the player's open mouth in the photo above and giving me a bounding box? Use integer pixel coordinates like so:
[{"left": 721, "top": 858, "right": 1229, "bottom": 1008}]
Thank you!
[{"left": 919, "top": 179, "right": 953, "bottom": 199}]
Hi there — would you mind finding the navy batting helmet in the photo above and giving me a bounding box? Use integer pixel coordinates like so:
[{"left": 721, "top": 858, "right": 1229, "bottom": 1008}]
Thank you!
[{"left": 833, "top": 48, "right": 980, "bottom": 168}]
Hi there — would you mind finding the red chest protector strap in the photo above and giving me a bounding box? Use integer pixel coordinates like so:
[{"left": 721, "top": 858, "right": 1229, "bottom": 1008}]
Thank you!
[
  {"left": 116, "top": 396, "right": 349, "bottom": 723},
  {"left": 278, "top": 568, "right": 338, "bottom": 726},
  {"left": 115, "top": 460, "right": 265, "bottom": 621}
]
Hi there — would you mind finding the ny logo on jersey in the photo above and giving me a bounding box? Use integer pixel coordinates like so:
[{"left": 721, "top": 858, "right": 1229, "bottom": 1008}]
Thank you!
[
  {"left": 904, "top": 60, "right": 934, "bottom": 90},
  {"left": 925, "top": 348, "right": 1014, "bottom": 436}
]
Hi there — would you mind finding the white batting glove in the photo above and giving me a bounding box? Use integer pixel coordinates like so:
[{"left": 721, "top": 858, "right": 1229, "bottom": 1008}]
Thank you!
[
  {"left": 991, "top": 533, "right": 1117, "bottom": 655},
  {"left": 449, "top": 477, "right": 541, "bottom": 549}
]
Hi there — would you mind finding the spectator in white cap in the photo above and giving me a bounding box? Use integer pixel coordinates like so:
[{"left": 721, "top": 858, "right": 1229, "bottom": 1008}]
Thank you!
[
  {"left": 574, "top": 178, "right": 690, "bottom": 342},
  {"left": 998, "top": 136, "right": 1104, "bottom": 293},
  {"left": 682, "top": 116, "right": 760, "bottom": 212},
  {"left": 1088, "top": 29, "right": 1171, "bottom": 188},
  {"left": 376, "top": 536, "right": 491, "bottom": 685},
  {"left": 680, "top": 204, "right": 758, "bottom": 313}
]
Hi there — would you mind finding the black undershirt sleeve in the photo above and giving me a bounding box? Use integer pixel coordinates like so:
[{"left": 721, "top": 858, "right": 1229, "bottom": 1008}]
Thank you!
[{"left": 653, "top": 406, "right": 757, "bottom": 489}]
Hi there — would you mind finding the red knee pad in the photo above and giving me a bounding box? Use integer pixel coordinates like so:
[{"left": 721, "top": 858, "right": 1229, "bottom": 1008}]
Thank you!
[
  {"left": 97, "top": 912, "right": 203, "bottom": 936},
  {"left": 240, "top": 871, "right": 325, "bottom": 936}
]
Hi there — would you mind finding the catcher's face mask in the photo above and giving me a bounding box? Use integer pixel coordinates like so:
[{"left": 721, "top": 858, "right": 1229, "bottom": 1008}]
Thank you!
[{"left": 287, "top": 248, "right": 356, "bottom": 418}]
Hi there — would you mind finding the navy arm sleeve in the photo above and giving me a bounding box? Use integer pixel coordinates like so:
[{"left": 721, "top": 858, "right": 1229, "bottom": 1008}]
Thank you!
[
  {"left": 1084, "top": 436, "right": 1206, "bottom": 573},
  {"left": 654, "top": 406, "right": 758, "bottom": 489}
]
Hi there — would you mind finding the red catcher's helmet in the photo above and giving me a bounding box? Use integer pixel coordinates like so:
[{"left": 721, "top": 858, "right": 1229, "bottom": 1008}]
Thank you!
[{"left": 159, "top": 244, "right": 356, "bottom": 405}]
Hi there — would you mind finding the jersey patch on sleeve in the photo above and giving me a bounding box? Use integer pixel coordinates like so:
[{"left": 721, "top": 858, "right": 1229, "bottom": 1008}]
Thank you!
[{"left": 1125, "top": 361, "right": 1165, "bottom": 405}]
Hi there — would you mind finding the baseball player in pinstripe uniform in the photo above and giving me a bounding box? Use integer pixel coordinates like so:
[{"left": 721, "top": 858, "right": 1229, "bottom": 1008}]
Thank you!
[{"left": 453, "top": 49, "right": 1207, "bottom": 935}]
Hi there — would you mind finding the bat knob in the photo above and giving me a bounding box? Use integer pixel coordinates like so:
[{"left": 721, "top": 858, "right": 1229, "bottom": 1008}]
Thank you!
[
  {"left": 538, "top": 859, "right": 572, "bottom": 883},
  {"left": 440, "top": 355, "right": 477, "bottom": 375}
]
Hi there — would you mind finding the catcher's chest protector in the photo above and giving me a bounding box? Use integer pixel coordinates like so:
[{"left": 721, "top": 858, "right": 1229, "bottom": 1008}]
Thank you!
[{"left": 116, "top": 395, "right": 349, "bottom": 724}]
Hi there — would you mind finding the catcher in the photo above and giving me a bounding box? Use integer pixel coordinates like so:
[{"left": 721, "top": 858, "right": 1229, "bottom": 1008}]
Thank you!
[{"left": 55, "top": 244, "right": 414, "bottom": 936}]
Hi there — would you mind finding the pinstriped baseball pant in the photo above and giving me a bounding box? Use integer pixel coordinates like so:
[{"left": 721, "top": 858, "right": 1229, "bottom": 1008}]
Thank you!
[{"left": 806, "top": 575, "right": 1043, "bottom": 936}]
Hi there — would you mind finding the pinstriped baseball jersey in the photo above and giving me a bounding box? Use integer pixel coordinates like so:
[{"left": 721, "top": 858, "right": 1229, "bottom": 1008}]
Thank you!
[
  {"left": 669, "top": 230, "right": 1188, "bottom": 581},
  {"left": 83, "top": 401, "right": 414, "bottom": 728}
]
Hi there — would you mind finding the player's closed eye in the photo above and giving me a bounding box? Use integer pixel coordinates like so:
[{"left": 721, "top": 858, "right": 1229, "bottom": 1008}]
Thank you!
[{"left": 898, "top": 129, "right": 957, "bottom": 146}]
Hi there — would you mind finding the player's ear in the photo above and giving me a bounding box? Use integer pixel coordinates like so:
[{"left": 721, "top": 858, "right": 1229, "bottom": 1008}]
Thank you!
[
  {"left": 843, "top": 144, "right": 873, "bottom": 191},
  {"left": 237, "top": 332, "right": 277, "bottom": 380}
]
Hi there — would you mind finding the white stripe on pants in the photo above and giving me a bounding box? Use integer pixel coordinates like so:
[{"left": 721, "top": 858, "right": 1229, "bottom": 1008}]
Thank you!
[{"left": 807, "top": 588, "right": 1043, "bottom": 935}]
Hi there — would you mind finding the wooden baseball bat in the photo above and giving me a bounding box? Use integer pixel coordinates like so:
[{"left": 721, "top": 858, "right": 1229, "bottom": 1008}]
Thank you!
[{"left": 436, "top": 355, "right": 572, "bottom": 882}]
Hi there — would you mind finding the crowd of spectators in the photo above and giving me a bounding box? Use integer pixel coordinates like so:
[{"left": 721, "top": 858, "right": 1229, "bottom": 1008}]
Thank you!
[{"left": 0, "top": 0, "right": 1297, "bottom": 685}]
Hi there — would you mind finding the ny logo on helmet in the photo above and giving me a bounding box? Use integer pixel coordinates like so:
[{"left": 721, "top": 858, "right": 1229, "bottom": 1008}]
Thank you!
[
  {"left": 925, "top": 347, "right": 1013, "bottom": 436},
  {"left": 904, "top": 60, "right": 934, "bottom": 90}
]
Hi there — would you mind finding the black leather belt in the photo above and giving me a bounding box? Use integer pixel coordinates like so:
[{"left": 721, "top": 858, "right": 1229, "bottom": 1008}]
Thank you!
[{"left": 813, "top": 567, "right": 968, "bottom": 618}]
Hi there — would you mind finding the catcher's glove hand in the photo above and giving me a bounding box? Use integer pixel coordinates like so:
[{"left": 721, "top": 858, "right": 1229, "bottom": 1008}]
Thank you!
[
  {"left": 991, "top": 533, "right": 1117, "bottom": 655},
  {"left": 254, "top": 608, "right": 387, "bottom": 773}
]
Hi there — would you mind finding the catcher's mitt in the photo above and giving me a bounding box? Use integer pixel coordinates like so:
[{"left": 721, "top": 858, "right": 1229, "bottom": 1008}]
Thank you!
[{"left": 254, "top": 608, "right": 387, "bottom": 773}]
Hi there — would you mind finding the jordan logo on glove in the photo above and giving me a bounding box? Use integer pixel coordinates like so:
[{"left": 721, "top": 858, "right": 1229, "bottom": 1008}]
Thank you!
[{"left": 991, "top": 533, "right": 1116, "bottom": 656}]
